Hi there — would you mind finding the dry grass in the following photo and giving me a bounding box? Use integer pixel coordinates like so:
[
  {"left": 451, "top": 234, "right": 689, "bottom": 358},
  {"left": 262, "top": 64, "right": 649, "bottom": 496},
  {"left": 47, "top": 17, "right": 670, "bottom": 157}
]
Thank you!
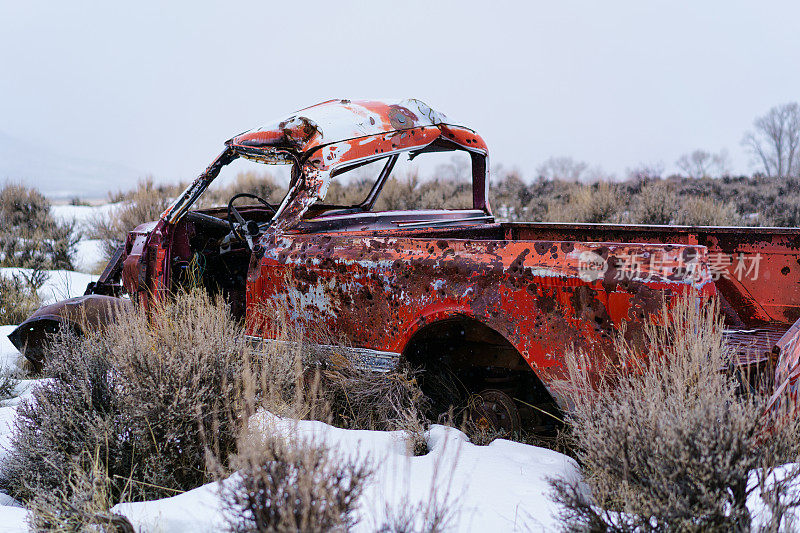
[
  {"left": 0, "top": 289, "right": 252, "bottom": 511},
  {"left": 0, "top": 271, "right": 42, "bottom": 325},
  {"left": 89, "top": 179, "right": 172, "bottom": 260},
  {"left": 672, "top": 196, "right": 743, "bottom": 226},
  {"left": 0, "top": 182, "right": 78, "bottom": 270},
  {"left": 396, "top": 407, "right": 429, "bottom": 457},
  {"left": 28, "top": 449, "right": 133, "bottom": 532},
  {"left": 549, "top": 296, "right": 800, "bottom": 532},
  {"left": 627, "top": 181, "right": 677, "bottom": 224},
  {"left": 542, "top": 182, "right": 620, "bottom": 223},
  {"left": 325, "top": 171, "right": 472, "bottom": 211},
  {"left": 320, "top": 361, "right": 427, "bottom": 432}
]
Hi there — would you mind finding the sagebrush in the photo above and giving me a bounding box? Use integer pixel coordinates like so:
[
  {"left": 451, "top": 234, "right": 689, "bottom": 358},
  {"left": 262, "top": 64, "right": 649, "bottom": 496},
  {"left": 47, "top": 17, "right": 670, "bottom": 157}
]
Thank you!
[
  {"left": 1, "top": 290, "right": 251, "bottom": 513},
  {"left": 0, "top": 182, "right": 78, "bottom": 270},
  {"left": 220, "top": 428, "right": 371, "bottom": 533},
  {"left": 549, "top": 297, "right": 800, "bottom": 532}
]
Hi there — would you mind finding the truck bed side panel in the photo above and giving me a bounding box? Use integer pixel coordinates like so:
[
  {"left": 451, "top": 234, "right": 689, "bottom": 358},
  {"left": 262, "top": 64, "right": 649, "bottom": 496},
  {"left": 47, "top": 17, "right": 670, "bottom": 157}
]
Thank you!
[{"left": 247, "top": 233, "right": 715, "bottom": 387}]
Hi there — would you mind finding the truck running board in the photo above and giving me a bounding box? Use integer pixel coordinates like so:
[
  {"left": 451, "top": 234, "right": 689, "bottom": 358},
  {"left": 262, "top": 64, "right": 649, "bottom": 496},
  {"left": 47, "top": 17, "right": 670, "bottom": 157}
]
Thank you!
[{"left": 245, "top": 335, "right": 400, "bottom": 373}]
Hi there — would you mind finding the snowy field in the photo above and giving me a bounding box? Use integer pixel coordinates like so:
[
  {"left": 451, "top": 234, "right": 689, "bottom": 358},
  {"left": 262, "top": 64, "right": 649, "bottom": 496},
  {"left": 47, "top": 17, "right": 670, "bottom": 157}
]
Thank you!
[
  {"left": 0, "top": 203, "right": 583, "bottom": 531},
  {"left": 0, "top": 328, "right": 581, "bottom": 531},
  {"left": 0, "top": 203, "right": 796, "bottom": 531}
]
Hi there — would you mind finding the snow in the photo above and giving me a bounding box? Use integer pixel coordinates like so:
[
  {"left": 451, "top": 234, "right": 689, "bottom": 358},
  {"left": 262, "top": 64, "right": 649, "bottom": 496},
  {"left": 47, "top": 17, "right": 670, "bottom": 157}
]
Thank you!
[
  {"left": 113, "top": 413, "right": 580, "bottom": 532},
  {"left": 51, "top": 203, "right": 118, "bottom": 273},
  {"left": 73, "top": 239, "right": 106, "bottom": 273},
  {"left": 0, "top": 506, "right": 27, "bottom": 533},
  {"left": 747, "top": 464, "right": 800, "bottom": 530},
  {"left": 0, "top": 268, "right": 98, "bottom": 305},
  {"left": 0, "top": 326, "right": 21, "bottom": 370},
  {"left": 112, "top": 480, "right": 229, "bottom": 533},
  {"left": 50, "top": 202, "right": 120, "bottom": 234}
]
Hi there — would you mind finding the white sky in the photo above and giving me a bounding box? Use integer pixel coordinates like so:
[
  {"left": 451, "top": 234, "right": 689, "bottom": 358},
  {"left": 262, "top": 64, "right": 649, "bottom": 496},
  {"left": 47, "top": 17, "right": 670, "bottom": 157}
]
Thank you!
[{"left": 1, "top": 0, "right": 799, "bottom": 183}]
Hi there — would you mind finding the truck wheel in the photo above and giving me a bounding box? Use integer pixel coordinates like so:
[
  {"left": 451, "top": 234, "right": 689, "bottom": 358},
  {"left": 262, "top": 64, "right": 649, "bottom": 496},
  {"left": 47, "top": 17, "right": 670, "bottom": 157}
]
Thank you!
[{"left": 467, "top": 388, "right": 521, "bottom": 435}]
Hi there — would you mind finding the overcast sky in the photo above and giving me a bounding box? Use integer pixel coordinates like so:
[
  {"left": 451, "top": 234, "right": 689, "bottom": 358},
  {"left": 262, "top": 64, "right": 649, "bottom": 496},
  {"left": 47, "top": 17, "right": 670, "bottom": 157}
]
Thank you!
[{"left": 1, "top": 0, "right": 799, "bottom": 184}]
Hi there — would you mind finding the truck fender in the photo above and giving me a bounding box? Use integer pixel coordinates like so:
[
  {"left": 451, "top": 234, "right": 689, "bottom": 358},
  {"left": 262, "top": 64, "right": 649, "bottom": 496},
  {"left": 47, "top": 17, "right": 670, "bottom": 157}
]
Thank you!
[
  {"left": 7, "top": 295, "right": 131, "bottom": 368},
  {"left": 395, "top": 306, "right": 479, "bottom": 355}
]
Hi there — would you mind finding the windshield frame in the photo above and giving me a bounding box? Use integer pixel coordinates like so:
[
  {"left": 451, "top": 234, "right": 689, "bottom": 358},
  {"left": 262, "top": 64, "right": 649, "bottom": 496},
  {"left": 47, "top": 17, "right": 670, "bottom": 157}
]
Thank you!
[{"left": 162, "top": 125, "right": 490, "bottom": 231}]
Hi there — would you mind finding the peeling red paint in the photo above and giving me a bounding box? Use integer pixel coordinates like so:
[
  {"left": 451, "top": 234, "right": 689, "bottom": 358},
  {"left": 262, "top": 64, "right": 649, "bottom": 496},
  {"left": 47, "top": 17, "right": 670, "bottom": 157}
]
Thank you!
[{"left": 12, "top": 98, "right": 800, "bottom": 420}]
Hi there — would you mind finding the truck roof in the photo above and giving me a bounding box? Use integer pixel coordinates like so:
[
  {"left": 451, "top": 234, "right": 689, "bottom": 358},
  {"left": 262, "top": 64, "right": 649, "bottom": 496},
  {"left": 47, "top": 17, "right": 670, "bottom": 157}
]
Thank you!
[
  {"left": 225, "top": 98, "right": 486, "bottom": 163},
  {"left": 162, "top": 98, "right": 490, "bottom": 225}
]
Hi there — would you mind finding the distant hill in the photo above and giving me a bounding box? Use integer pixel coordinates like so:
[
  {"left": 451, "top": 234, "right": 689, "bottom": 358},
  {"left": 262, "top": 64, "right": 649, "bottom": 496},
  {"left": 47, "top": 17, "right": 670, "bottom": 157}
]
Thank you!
[{"left": 0, "top": 130, "right": 143, "bottom": 198}]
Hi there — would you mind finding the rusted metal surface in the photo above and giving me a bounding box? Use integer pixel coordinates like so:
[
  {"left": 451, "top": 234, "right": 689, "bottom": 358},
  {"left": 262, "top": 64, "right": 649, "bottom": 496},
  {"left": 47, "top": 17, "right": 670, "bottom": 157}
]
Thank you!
[
  {"left": 12, "top": 98, "right": 800, "bottom": 417},
  {"left": 162, "top": 99, "right": 490, "bottom": 230},
  {"left": 767, "top": 319, "right": 800, "bottom": 413},
  {"left": 247, "top": 230, "right": 716, "bottom": 393},
  {"left": 8, "top": 295, "right": 131, "bottom": 366}
]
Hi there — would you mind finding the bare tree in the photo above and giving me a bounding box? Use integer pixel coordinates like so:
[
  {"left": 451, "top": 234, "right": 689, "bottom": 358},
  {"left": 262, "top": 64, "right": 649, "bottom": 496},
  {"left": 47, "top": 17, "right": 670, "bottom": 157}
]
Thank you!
[
  {"left": 675, "top": 149, "right": 730, "bottom": 178},
  {"left": 536, "top": 156, "right": 589, "bottom": 182},
  {"left": 626, "top": 161, "right": 665, "bottom": 181},
  {"left": 743, "top": 102, "right": 800, "bottom": 178}
]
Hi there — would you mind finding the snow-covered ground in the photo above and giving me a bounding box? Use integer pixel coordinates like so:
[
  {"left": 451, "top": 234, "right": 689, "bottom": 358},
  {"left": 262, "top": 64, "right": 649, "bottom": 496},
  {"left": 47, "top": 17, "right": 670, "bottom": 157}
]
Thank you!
[
  {"left": 0, "top": 318, "right": 580, "bottom": 532},
  {"left": 113, "top": 413, "right": 579, "bottom": 532},
  {"left": 52, "top": 202, "right": 118, "bottom": 272},
  {"left": 0, "top": 268, "right": 98, "bottom": 305},
  {"left": 50, "top": 202, "right": 120, "bottom": 234},
  {"left": 0, "top": 204, "right": 797, "bottom": 531},
  {"left": 0, "top": 209, "right": 583, "bottom": 531}
]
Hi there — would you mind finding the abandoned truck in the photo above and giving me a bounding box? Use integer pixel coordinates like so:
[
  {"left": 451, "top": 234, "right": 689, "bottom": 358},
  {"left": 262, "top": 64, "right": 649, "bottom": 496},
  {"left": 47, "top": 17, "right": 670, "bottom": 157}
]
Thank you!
[{"left": 9, "top": 98, "right": 800, "bottom": 433}]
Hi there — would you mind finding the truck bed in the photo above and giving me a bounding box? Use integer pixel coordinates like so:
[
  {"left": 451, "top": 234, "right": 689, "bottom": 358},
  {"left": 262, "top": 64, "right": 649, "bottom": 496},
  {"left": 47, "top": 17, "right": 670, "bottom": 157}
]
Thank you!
[{"left": 415, "top": 221, "right": 800, "bottom": 328}]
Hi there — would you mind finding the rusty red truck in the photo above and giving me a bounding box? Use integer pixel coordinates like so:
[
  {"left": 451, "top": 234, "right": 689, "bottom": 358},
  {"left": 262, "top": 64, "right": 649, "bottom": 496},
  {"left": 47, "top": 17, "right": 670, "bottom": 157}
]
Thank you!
[{"left": 10, "top": 98, "right": 800, "bottom": 432}]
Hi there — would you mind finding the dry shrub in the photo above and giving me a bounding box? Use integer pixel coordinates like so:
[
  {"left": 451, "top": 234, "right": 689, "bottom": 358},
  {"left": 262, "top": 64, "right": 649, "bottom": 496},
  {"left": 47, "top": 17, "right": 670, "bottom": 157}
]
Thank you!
[
  {"left": 0, "top": 363, "right": 18, "bottom": 401},
  {"left": 395, "top": 407, "right": 429, "bottom": 456},
  {"left": 3, "top": 284, "right": 427, "bottom": 528},
  {"left": 628, "top": 181, "right": 677, "bottom": 225},
  {"left": 28, "top": 450, "right": 133, "bottom": 532},
  {"left": 321, "top": 361, "right": 427, "bottom": 432},
  {"left": 673, "top": 196, "right": 742, "bottom": 226},
  {"left": 1, "top": 328, "right": 119, "bottom": 506},
  {"left": 0, "top": 271, "right": 42, "bottom": 324},
  {"left": 107, "top": 290, "right": 248, "bottom": 495},
  {"left": 246, "top": 290, "right": 428, "bottom": 434},
  {"left": 543, "top": 182, "right": 620, "bottom": 223},
  {"left": 0, "top": 182, "right": 79, "bottom": 270},
  {"left": 220, "top": 428, "right": 371, "bottom": 533},
  {"left": 0, "top": 289, "right": 253, "bottom": 513},
  {"left": 89, "top": 179, "right": 172, "bottom": 260},
  {"left": 550, "top": 297, "right": 800, "bottom": 532},
  {"left": 201, "top": 171, "right": 287, "bottom": 208}
]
